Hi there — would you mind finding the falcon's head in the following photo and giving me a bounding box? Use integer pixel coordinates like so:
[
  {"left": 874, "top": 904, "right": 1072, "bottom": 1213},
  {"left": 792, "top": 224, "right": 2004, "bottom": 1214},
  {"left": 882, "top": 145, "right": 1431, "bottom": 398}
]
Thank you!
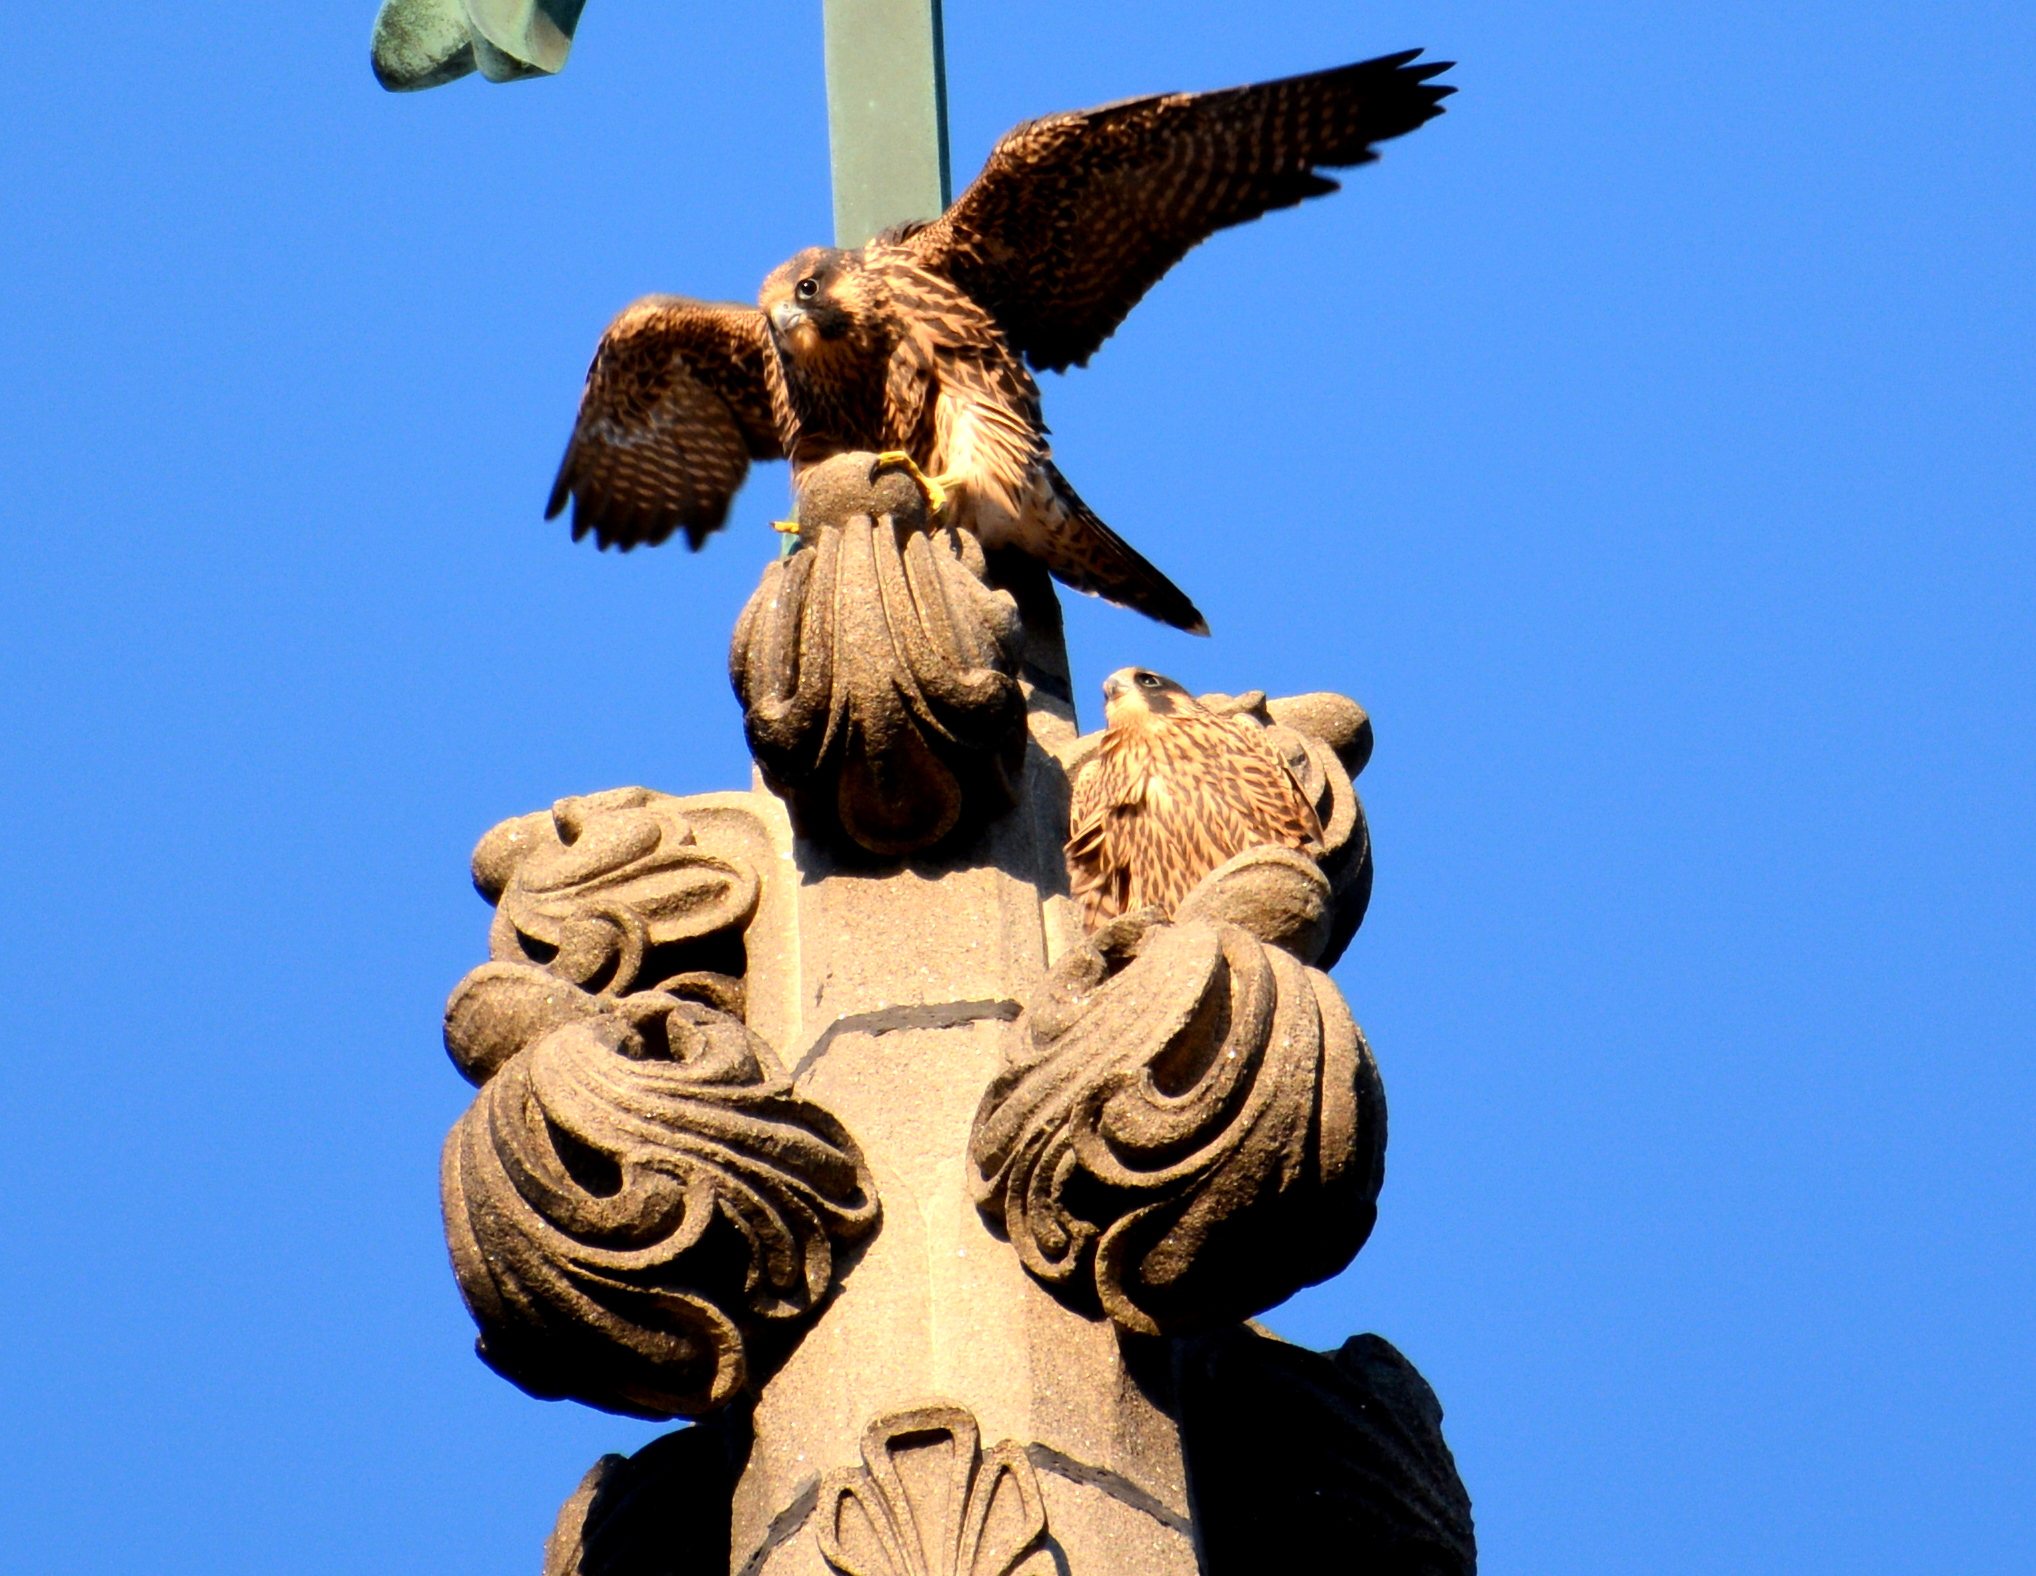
[
  {"left": 759, "top": 248, "right": 886, "bottom": 362},
  {"left": 1101, "top": 668, "right": 1203, "bottom": 727}
]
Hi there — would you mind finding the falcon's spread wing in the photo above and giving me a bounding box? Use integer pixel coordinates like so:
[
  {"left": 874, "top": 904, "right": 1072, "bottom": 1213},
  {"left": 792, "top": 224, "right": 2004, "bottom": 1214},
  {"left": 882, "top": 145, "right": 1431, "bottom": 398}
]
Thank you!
[
  {"left": 904, "top": 50, "right": 1454, "bottom": 373},
  {"left": 547, "top": 297, "right": 783, "bottom": 551},
  {"left": 1068, "top": 711, "right": 1323, "bottom": 929}
]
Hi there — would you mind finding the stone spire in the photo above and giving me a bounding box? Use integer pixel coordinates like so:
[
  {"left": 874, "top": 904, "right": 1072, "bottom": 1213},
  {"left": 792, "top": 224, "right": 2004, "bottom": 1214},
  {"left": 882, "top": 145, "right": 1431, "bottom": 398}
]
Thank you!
[{"left": 434, "top": 457, "right": 1475, "bottom": 1575}]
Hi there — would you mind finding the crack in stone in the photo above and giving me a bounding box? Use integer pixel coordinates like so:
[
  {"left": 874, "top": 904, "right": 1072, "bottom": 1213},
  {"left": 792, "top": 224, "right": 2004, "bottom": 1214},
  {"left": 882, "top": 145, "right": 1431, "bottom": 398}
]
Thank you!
[
  {"left": 790, "top": 998, "right": 1024, "bottom": 1082},
  {"left": 1023, "top": 1442, "right": 1195, "bottom": 1539},
  {"left": 734, "top": 1472, "right": 820, "bottom": 1576}
]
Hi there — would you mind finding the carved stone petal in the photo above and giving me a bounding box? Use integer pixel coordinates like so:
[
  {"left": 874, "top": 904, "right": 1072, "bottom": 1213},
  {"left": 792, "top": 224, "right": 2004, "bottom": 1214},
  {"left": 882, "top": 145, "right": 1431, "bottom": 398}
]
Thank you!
[
  {"left": 730, "top": 454, "right": 1029, "bottom": 858},
  {"left": 442, "top": 1008, "right": 878, "bottom": 1419},
  {"left": 1173, "top": 846, "right": 1334, "bottom": 965},
  {"left": 1282, "top": 723, "right": 1372, "bottom": 968},
  {"left": 443, "top": 959, "right": 607, "bottom": 1086},
  {"left": 1265, "top": 692, "right": 1373, "bottom": 776},
  {"left": 463, "top": 0, "right": 583, "bottom": 74},
  {"left": 817, "top": 1406, "right": 1047, "bottom": 1576},
  {"left": 971, "top": 914, "right": 1385, "bottom": 1336},
  {"left": 1210, "top": 701, "right": 1371, "bottom": 966},
  {"left": 370, "top": 0, "right": 478, "bottom": 91}
]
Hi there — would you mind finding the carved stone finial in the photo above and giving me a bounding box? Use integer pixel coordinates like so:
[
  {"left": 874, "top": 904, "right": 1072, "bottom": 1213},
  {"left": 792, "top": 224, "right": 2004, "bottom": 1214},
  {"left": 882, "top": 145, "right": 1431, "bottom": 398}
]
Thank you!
[
  {"left": 969, "top": 870, "right": 1386, "bottom": 1337},
  {"left": 817, "top": 1406, "right": 1049, "bottom": 1576},
  {"left": 436, "top": 620, "right": 1464, "bottom": 1572},
  {"left": 729, "top": 453, "right": 1030, "bottom": 859}
]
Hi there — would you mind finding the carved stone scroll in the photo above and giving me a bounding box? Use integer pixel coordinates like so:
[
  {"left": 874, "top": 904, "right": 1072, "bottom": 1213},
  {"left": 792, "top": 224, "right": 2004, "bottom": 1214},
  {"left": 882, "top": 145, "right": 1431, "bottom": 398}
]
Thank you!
[
  {"left": 729, "top": 453, "right": 1030, "bottom": 859},
  {"left": 463, "top": 788, "right": 759, "bottom": 1047},
  {"left": 969, "top": 882, "right": 1385, "bottom": 1337},
  {"left": 443, "top": 1000, "right": 879, "bottom": 1419},
  {"left": 1240, "top": 691, "right": 1373, "bottom": 967},
  {"left": 817, "top": 1406, "right": 1049, "bottom": 1576}
]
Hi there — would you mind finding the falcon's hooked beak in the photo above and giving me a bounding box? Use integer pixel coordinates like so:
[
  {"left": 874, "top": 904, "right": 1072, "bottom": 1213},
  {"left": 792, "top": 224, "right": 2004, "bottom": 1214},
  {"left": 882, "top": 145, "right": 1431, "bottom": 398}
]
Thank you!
[{"left": 768, "top": 301, "right": 810, "bottom": 339}]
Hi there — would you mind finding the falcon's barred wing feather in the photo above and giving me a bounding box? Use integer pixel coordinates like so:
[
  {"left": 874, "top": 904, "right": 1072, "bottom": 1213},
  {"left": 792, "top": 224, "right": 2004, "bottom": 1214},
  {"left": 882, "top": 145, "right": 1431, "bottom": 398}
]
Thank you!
[
  {"left": 1065, "top": 708, "right": 1323, "bottom": 929},
  {"left": 1203, "top": 719, "right": 1324, "bottom": 854},
  {"left": 905, "top": 50, "right": 1454, "bottom": 373},
  {"left": 1064, "top": 742, "right": 1129, "bottom": 923},
  {"left": 546, "top": 297, "right": 783, "bottom": 551}
]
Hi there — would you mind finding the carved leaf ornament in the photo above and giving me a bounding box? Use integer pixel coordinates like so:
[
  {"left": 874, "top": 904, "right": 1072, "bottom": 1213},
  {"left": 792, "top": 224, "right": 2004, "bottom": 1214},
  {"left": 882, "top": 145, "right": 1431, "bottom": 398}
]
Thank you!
[
  {"left": 971, "top": 855, "right": 1386, "bottom": 1336},
  {"left": 730, "top": 455, "right": 1030, "bottom": 858},
  {"left": 818, "top": 1407, "right": 1048, "bottom": 1576},
  {"left": 440, "top": 792, "right": 878, "bottom": 1419}
]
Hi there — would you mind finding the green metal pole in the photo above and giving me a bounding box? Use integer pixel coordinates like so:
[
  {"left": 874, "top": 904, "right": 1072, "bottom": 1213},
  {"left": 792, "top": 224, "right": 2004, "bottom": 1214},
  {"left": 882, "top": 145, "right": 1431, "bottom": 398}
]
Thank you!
[{"left": 821, "top": 0, "right": 953, "bottom": 248}]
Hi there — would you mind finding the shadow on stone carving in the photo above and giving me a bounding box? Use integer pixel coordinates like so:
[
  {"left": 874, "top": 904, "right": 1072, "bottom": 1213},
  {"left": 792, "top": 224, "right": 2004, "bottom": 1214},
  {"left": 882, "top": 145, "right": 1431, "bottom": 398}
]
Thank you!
[
  {"left": 543, "top": 1409, "right": 754, "bottom": 1576},
  {"left": 1059, "top": 688, "right": 1374, "bottom": 968},
  {"left": 1177, "top": 1325, "right": 1476, "bottom": 1576},
  {"left": 969, "top": 859, "right": 1386, "bottom": 1337},
  {"left": 817, "top": 1405, "right": 1049, "bottom": 1576},
  {"left": 440, "top": 789, "right": 879, "bottom": 1419},
  {"left": 730, "top": 454, "right": 1030, "bottom": 860}
]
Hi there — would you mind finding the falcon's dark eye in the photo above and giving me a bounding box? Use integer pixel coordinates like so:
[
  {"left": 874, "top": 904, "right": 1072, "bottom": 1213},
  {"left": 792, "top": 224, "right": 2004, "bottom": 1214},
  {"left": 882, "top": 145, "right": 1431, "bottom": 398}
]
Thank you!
[
  {"left": 1136, "top": 673, "right": 1162, "bottom": 689},
  {"left": 796, "top": 277, "right": 819, "bottom": 300}
]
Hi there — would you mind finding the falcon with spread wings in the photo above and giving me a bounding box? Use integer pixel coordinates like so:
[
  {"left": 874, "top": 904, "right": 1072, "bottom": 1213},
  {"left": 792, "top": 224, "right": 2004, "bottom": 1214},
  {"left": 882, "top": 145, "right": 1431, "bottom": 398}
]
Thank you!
[
  {"left": 1066, "top": 668, "right": 1322, "bottom": 929},
  {"left": 548, "top": 50, "right": 1454, "bottom": 632}
]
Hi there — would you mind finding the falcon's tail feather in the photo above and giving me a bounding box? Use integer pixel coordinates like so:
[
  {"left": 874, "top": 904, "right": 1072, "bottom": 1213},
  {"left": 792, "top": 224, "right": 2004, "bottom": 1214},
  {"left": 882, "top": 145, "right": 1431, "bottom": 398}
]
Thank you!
[{"left": 1042, "top": 464, "right": 1210, "bottom": 636}]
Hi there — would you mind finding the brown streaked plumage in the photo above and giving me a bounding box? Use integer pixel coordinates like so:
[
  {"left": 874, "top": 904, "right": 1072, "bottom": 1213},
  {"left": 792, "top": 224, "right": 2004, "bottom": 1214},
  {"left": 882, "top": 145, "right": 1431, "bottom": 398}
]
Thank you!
[
  {"left": 548, "top": 50, "right": 1455, "bottom": 629},
  {"left": 545, "top": 298, "right": 784, "bottom": 550},
  {"left": 1067, "top": 668, "right": 1322, "bottom": 930}
]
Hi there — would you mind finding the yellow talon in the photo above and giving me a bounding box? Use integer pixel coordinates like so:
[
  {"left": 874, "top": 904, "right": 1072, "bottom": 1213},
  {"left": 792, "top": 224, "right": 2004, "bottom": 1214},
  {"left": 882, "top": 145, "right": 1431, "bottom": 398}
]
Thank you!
[
  {"left": 770, "top": 518, "right": 802, "bottom": 534},
  {"left": 869, "top": 451, "right": 950, "bottom": 517}
]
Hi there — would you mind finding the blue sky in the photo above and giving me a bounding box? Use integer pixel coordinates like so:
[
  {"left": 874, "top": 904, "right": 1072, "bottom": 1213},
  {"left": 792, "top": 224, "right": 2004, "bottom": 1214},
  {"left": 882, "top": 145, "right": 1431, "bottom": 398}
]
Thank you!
[{"left": 1, "top": 2, "right": 2030, "bottom": 1572}]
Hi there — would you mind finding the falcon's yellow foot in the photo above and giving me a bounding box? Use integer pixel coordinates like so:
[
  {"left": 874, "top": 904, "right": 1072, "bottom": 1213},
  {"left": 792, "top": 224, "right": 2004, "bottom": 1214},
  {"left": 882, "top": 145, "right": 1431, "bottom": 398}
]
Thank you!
[
  {"left": 770, "top": 517, "right": 802, "bottom": 533},
  {"left": 771, "top": 517, "right": 802, "bottom": 559},
  {"left": 868, "top": 451, "right": 950, "bottom": 517}
]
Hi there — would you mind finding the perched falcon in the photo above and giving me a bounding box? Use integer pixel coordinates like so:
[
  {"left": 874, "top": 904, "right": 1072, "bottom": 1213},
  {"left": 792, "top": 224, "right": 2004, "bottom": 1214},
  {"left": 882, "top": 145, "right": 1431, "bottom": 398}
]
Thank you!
[
  {"left": 547, "top": 49, "right": 1454, "bottom": 631},
  {"left": 1066, "top": 668, "right": 1322, "bottom": 929}
]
